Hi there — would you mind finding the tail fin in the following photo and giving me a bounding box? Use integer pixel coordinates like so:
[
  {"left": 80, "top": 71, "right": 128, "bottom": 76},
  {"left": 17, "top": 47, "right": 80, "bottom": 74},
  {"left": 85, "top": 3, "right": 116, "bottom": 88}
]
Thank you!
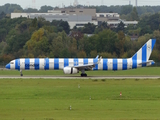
[{"left": 132, "top": 39, "right": 156, "bottom": 61}]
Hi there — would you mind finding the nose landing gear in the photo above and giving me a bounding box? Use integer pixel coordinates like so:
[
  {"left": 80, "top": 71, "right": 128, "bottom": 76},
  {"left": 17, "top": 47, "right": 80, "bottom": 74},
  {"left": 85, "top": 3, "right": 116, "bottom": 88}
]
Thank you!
[{"left": 20, "top": 70, "right": 23, "bottom": 76}]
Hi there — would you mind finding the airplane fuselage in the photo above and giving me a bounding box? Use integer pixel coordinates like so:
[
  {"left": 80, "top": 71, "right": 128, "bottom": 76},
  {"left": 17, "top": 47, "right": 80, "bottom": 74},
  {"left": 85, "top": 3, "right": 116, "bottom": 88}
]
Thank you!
[{"left": 7, "top": 58, "right": 154, "bottom": 71}]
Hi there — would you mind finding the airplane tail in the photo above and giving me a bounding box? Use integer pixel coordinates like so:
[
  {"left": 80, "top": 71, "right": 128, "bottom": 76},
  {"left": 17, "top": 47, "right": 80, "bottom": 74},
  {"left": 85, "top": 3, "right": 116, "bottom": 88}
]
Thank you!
[{"left": 131, "top": 39, "right": 156, "bottom": 61}]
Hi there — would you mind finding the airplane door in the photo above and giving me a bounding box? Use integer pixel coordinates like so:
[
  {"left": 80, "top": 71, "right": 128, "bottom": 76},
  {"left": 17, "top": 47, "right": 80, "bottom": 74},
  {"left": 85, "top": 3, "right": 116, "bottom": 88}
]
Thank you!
[
  {"left": 128, "top": 59, "right": 132, "bottom": 69},
  {"left": 128, "top": 64, "right": 132, "bottom": 69},
  {"left": 39, "top": 59, "right": 45, "bottom": 70},
  {"left": 16, "top": 59, "right": 20, "bottom": 70},
  {"left": 29, "top": 59, "right": 35, "bottom": 70}
]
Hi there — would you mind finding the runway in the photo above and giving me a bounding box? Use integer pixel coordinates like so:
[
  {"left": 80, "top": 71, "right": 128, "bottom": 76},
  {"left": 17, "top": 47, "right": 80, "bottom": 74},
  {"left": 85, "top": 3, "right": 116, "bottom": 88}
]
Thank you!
[{"left": 0, "top": 76, "right": 160, "bottom": 79}]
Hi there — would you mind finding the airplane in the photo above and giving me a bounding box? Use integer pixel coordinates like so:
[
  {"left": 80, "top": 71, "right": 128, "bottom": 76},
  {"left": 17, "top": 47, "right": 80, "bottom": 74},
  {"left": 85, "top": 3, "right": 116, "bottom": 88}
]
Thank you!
[{"left": 5, "top": 39, "right": 156, "bottom": 77}]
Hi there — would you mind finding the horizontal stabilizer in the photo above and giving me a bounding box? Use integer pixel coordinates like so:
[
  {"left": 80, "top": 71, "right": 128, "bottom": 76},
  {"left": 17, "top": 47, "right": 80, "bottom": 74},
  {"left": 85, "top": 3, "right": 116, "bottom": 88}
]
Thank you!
[{"left": 138, "top": 60, "right": 155, "bottom": 65}]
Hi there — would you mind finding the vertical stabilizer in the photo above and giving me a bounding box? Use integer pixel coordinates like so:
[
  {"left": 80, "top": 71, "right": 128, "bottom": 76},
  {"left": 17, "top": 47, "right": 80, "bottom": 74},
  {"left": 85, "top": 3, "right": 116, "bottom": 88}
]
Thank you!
[{"left": 132, "top": 39, "right": 156, "bottom": 61}]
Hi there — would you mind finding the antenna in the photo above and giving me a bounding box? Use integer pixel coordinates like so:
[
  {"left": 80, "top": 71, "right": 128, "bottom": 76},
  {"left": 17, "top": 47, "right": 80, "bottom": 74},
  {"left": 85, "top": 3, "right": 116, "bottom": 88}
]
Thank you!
[
  {"left": 101, "top": 0, "right": 104, "bottom": 5},
  {"left": 86, "top": 1, "right": 90, "bottom": 7},
  {"left": 73, "top": 0, "right": 79, "bottom": 7},
  {"left": 135, "top": 0, "right": 137, "bottom": 7},
  {"left": 32, "top": 0, "right": 36, "bottom": 9},
  {"left": 129, "top": 0, "right": 131, "bottom": 5}
]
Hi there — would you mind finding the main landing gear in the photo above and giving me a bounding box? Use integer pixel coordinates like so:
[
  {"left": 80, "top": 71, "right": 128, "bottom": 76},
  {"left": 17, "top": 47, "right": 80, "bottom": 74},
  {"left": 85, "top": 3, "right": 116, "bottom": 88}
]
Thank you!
[
  {"left": 81, "top": 73, "right": 87, "bottom": 77},
  {"left": 20, "top": 70, "right": 23, "bottom": 76},
  {"left": 81, "top": 70, "right": 87, "bottom": 77}
]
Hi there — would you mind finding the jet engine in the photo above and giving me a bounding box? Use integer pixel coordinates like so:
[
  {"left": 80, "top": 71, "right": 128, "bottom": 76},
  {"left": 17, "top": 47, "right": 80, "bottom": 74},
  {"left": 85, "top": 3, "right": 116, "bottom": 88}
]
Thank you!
[{"left": 63, "top": 67, "right": 79, "bottom": 74}]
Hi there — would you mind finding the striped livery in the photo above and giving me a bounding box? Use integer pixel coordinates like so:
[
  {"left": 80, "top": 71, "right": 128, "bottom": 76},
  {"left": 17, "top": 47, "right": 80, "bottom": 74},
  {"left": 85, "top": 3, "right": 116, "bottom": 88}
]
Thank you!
[{"left": 5, "top": 39, "right": 156, "bottom": 75}]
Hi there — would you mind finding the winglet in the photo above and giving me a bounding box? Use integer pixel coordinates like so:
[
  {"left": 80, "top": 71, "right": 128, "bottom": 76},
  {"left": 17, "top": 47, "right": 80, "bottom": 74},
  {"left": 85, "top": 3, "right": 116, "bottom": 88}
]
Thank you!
[
  {"left": 97, "top": 56, "right": 102, "bottom": 64},
  {"left": 93, "top": 55, "right": 99, "bottom": 65},
  {"left": 96, "top": 55, "right": 99, "bottom": 59},
  {"left": 94, "top": 55, "right": 102, "bottom": 64}
]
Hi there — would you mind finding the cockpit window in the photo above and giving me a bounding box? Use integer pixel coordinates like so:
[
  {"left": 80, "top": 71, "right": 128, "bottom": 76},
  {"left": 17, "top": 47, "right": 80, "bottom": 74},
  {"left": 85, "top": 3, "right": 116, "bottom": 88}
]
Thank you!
[{"left": 10, "top": 62, "right": 14, "bottom": 64}]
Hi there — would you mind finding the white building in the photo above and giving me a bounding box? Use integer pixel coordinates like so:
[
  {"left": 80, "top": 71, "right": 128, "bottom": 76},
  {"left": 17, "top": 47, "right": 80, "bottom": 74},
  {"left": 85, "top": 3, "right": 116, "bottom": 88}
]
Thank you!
[
  {"left": 11, "top": 8, "right": 138, "bottom": 29},
  {"left": 11, "top": 12, "right": 97, "bottom": 29},
  {"left": 107, "top": 20, "right": 138, "bottom": 28},
  {"left": 96, "top": 13, "right": 120, "bottom": 18}
]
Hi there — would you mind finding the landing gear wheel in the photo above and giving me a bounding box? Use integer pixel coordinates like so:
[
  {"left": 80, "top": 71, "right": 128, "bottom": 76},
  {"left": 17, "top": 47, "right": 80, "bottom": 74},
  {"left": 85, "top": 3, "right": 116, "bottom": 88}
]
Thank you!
[
  {"left": 20, "top": 70, "right": 23, "bottom": 77},
  {"left": 81, "top": 73, "right": 87, "bottom": 77}
]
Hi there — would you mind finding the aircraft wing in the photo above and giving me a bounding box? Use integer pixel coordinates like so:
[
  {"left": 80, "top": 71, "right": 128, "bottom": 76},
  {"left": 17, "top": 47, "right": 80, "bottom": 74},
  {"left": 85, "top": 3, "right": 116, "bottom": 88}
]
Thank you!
[
  {"left": 73, "top": 56, "right": 102, "bottom": 70},
  {"left": 74, "top": 64, "right": 96, "bottom": 70}
]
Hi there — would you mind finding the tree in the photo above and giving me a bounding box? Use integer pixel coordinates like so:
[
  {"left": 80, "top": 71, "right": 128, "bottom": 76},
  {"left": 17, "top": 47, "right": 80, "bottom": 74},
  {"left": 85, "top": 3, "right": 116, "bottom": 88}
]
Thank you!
[
  {"left": 0, "top": 41, "right": 7, "bottom": 55},
  {"left": 69, "top": 38, "right": 77, "bottom": 57},
  {"left": 39, "top": 5, "right": 53, "bottom": 13},
  {"left": 121, "top": 5, "right": 133, "bottom": 15},
  {"left": 115, "top": 31, "right": 125, "bottom": 57},
  {"left": 138, "top": 13, "right": 160, "bottom": 35},
  {"left": 0, "top": 28, "right": 7, "bottom": 42},
  {"left": 82, "top": 23, "right": 96, "bottom": 34},
  {"left": 95, "top": 22, "right": 109, "bottom": 33},
  {"left": 60, "top": 48, "right": 70, "bottom": 58},
  {"left": 70, "top": 31, "right": 83, "bottom": 40},
  {"left": 5, "top": 29, "right": 30, "bottom": 57},
  {"left": 148, "top": 13, "right": 160, "bottom": 31},
  {"left": 90, "top": 50, "right": 97, "bottom": 58},
  {"left": 24, "top": 28, "right": 50, "bottom": 57},
  {"left": 59, "top": 21, "right": 70, "bottom": 34},
  {"left": 51, "top": 36, "right": 63, "bottom": 57},
  {"left": 0, "top": 4, "right": 23, "bottom": 14},
  {"left": 150, "top": 50, "right": 160, "bottom": 62},
  {"left": 0, "top": 12, "right": 6, "bottom": 19},
  {"left": 49, "top": 31, "right": 75, "bottom": 58},
  {"left": 31, "top": 18, "right": 38, "bottom": 28},
  {"left": 37, "top": 17, "right": 48, "bottom": 28},
  {"left": 116, "top": 21, "right": 125, "bottom": 32},
  {"left": 153, "top": 30, "right": 160, "bottom": 50},
  {"left": 16, "top": 20, "right": 31, "bottom": 33},
  {"left": 77, "top": 51, "right": 87, "bottom": 58},
  {"left": 130, "top": 7, "right": 139, "bottom": 20},
  {"left": 96, "top": 29, "right": 118, "bottom": 54},
  {"left": 24, "top": 8, "right": 38, "bottom": 13},
  {"left": 83, "top": 34, "right": 99, "bottom": 56},
  {"left": 99, "top": 52, "right": 117, "bottom": 58}
]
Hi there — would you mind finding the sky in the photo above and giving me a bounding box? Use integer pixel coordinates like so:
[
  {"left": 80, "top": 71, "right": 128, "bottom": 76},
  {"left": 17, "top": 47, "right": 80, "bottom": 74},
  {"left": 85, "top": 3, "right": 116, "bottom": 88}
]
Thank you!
[{"left": 0, "top": 0, "right": 160, "bottom": 9}]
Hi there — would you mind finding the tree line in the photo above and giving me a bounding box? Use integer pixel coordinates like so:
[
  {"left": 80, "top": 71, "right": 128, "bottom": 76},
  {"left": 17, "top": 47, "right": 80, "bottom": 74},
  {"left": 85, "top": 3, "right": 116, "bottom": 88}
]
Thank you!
[{"left": 1, "top": 3, "right": 160, "bottom": 15}]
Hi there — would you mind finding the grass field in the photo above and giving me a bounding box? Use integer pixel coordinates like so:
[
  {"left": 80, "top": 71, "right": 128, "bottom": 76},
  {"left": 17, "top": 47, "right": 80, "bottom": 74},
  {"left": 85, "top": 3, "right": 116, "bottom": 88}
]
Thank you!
[
  {"left": 0, "top": 78, "right": 160, "bottom": 120},
  {"left": 0, "top": 67, "right": 160, "bottom": 76}
]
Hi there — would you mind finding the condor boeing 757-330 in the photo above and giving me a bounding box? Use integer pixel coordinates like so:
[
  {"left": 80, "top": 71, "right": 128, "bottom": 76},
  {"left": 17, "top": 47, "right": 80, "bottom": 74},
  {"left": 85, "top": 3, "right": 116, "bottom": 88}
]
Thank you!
[{"left": 5, "top": 39, "right": 156, "bottom": 77}]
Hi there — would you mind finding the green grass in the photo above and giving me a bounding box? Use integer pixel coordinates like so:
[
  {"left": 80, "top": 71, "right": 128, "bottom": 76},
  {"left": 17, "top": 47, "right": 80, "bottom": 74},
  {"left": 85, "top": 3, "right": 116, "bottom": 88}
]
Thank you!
[
  {"left": 0, "top": 67, "right": 160, "bottom": 76},
  {"left": 0, "top": 78, "right": 160, "bottom": 119}
]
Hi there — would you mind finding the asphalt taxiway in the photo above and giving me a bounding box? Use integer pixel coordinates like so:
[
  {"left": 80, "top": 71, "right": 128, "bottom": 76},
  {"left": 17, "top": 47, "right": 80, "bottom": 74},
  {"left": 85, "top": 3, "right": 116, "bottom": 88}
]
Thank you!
[{"left": 0, "top": 76, "right": 160, "bottom": 79}]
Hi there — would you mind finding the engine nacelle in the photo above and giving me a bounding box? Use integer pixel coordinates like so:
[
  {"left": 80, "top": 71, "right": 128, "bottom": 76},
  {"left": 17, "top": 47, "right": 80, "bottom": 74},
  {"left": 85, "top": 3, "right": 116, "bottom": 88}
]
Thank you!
[{"left": 63, "top": 67, "right": 79, "bottom": 74}]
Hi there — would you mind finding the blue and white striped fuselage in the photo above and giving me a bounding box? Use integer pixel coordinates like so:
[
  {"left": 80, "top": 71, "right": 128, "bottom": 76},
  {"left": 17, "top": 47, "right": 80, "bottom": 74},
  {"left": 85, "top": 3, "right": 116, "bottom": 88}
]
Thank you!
[{"left": 8, "top": 58, "right": 153, "bottom": 71}]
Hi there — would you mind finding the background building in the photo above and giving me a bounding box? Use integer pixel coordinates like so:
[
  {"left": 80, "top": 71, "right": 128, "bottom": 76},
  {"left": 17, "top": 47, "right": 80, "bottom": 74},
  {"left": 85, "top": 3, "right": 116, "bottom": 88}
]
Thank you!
[{"left": 11, "top": 8, "right": 138, "bottom": 29}]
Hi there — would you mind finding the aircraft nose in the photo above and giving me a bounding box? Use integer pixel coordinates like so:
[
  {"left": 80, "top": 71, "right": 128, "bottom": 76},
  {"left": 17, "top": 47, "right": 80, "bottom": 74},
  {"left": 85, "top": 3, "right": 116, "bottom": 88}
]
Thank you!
[
  {"left": 5, "top": 64, "right": 10, "bottom": 69},
  {"left": 151, "top": 61, "right": 155, "bottom": 65}
]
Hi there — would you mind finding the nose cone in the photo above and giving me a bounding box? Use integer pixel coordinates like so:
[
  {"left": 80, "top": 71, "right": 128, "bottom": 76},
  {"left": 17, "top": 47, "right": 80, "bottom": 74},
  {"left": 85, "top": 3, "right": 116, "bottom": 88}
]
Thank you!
[
  {"left": 151, "top": 61, "right": 155, "bottom": 65},
  {"left": 5, "top": 64, "right": 10, "bottom": 69}
]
